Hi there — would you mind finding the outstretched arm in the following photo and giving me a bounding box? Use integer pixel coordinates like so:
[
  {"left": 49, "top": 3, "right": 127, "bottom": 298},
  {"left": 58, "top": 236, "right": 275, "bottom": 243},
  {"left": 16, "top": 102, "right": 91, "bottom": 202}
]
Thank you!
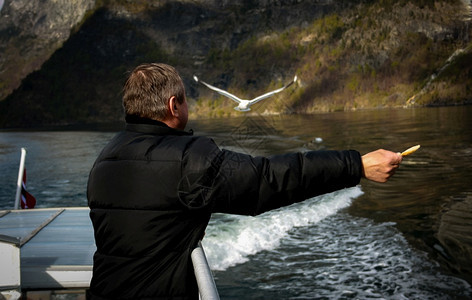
[{"left": 361, "top": 149, "right": 402, "bottom": 182}]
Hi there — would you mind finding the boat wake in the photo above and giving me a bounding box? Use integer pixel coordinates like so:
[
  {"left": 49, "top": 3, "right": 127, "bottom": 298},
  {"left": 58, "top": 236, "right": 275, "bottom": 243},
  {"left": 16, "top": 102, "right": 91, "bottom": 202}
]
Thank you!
[{"left": 202, "top": 187, "right": 363, "bottom": 271}]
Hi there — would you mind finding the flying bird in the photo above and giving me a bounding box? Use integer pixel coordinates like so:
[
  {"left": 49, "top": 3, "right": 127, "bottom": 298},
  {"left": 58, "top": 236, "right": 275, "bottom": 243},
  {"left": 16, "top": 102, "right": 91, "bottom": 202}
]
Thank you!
[{"left": 193, "top": 75, "right": 297, "bottom": 112}]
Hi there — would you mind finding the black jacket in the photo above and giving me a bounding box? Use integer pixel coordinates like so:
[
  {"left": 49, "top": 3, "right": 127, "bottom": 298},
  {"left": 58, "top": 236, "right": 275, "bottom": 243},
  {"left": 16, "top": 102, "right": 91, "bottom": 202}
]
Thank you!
[{"left": 87, "top": 118, "right": 363, "bottom": 299}]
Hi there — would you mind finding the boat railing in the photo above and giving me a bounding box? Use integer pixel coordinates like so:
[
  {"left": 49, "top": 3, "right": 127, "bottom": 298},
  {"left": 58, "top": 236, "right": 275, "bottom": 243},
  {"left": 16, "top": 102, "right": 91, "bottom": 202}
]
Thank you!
[{"left": 191, "top": 241, "right": 220, "bottom": 300}]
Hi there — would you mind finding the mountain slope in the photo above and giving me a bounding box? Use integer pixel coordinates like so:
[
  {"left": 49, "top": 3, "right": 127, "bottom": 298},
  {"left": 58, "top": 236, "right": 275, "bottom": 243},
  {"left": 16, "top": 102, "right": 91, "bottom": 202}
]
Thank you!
[{"left": 0, "top": 0, "right": 470, "bottom": 127}]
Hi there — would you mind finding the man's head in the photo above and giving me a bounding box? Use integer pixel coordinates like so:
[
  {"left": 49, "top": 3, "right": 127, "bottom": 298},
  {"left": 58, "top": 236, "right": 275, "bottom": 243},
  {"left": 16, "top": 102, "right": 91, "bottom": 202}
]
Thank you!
[{"left": 123, "top": 63, "right": 188, "bottom": 129}]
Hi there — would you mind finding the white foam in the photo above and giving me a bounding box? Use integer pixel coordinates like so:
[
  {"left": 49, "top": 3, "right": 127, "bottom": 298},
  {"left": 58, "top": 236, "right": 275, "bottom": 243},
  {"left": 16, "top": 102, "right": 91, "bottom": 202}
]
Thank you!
[{"left": 202, "top": 186, "right": 363, "bottom": 271}]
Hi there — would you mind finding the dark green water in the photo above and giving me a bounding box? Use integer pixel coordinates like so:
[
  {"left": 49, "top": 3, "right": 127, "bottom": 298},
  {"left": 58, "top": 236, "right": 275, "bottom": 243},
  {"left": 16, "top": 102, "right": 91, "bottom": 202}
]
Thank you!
[
  {"left": 194, "top": 105, "right": 472, "bottom": 288},
  {"left": 1, "top": 106, "right": 471, "bottom": 298}
]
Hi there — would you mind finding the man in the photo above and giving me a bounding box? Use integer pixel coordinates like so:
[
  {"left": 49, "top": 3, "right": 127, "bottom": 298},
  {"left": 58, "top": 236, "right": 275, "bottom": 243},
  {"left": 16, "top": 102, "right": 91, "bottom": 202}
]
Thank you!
[{"left": 87, "top": 63, "right": 402, "bottom": 299}]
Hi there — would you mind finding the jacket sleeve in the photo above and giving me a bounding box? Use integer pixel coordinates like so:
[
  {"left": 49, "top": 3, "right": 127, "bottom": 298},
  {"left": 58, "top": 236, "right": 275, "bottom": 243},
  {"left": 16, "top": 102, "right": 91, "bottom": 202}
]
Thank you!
[{"left": 179, "top": 137, "right": 363, "bottom": 216}]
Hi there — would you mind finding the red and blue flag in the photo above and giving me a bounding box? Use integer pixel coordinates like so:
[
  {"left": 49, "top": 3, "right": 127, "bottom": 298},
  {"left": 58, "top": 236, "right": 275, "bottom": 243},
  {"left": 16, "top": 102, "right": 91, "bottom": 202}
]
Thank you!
[{"left": 21, "top": 169, "right": 36, "bottom": 209}]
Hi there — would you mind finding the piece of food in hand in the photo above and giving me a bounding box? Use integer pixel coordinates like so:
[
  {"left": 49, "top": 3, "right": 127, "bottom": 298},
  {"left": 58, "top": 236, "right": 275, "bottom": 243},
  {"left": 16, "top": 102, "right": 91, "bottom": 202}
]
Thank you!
[{"left": 401, "top": 145, "right": 421, "bottom": 157}]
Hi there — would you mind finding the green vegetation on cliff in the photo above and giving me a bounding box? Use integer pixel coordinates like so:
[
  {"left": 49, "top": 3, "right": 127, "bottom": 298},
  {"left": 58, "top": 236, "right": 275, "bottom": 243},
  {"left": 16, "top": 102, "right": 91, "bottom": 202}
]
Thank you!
[
  {"left": 192, "top": 1, "right": 471, "bottom": 118},
  {"left": 0, "top": 0, "right": 470, "bottom": 127}
]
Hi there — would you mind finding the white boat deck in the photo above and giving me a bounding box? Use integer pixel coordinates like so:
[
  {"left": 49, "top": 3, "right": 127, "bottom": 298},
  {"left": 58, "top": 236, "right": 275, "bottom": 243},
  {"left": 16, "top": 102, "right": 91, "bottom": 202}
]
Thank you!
[
  {"left": 0, "top": 207, "right": 220, "bottom": 299},
  {"left": 0, "top": 207, "right": 95, "bottom": 290}
]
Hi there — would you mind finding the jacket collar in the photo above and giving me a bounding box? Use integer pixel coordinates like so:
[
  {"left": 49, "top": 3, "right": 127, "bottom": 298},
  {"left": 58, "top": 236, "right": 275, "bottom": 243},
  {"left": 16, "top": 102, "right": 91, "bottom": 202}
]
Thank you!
[{"left": 125, "top": 115, "right": 193, "bottom": 136}]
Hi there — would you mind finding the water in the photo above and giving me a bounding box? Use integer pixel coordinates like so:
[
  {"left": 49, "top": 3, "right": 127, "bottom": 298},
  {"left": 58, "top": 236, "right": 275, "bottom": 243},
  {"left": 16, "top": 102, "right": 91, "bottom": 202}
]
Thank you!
[{"left": 1, "top": 106, "right": 471, "bottom": 298}]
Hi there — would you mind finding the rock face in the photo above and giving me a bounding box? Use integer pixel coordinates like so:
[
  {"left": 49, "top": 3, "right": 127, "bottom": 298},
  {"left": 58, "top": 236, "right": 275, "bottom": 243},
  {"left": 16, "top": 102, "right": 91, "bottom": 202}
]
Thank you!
[
  {"left": 0, "top": 0, "right": 347, "bottom": 126},
  {"left": 0, "top": 0, "right": 470, "bottom": 127},
  {"left": 0, "top": 0, "right": 339, "bottom": 102},
  {"left": 0, "top": 0, "right": 95, "bottom": 100}
]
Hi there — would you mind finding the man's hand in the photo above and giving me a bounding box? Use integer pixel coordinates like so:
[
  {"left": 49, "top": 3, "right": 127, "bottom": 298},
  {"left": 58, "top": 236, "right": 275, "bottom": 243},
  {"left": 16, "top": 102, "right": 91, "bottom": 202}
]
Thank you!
[{"left": 361, "top": 149, "right": 402, "bottom": 183}]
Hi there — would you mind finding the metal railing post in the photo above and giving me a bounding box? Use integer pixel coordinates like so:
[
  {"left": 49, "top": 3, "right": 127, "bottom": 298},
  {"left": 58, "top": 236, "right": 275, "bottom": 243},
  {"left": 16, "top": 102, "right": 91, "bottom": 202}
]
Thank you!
[
  {"left": 14, "top": 148, "right": 27, "bottom": 210},
  {"left": 191, "top": 241, "right": 220, "bottom": 300}
]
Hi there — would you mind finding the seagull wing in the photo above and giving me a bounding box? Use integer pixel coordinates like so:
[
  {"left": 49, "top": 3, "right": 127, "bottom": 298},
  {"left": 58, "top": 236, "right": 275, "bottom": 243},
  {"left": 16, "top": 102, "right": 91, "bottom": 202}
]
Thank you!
[
  {"left": 249, "top": 75, "right": 298, "bottom": 105},
  {"left": 194, "top": 75, "right": 242, "bottom": 104}
]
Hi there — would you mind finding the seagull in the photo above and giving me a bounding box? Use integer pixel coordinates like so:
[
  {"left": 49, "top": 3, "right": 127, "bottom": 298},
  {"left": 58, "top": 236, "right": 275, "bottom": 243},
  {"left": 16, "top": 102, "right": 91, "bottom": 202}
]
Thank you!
[{"left": 193, "top": 75, "right": 297, "bottom": 111}]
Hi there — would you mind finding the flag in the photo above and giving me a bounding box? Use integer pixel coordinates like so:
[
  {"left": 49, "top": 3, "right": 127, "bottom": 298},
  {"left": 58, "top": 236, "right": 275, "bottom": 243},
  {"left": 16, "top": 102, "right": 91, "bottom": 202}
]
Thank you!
[{"left": 21, "top": 169, "right": 36, "bottom": 209}]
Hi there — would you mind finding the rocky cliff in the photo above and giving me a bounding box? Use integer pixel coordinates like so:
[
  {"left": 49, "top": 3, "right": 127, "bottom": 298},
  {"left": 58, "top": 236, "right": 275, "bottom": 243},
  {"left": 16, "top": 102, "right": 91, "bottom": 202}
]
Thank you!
[
  {"left": 0, "top": 0, "right": 95, "bottom": 100},
  {"left": 0, "top": 0, "right": 470, "bottom": 127}
]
